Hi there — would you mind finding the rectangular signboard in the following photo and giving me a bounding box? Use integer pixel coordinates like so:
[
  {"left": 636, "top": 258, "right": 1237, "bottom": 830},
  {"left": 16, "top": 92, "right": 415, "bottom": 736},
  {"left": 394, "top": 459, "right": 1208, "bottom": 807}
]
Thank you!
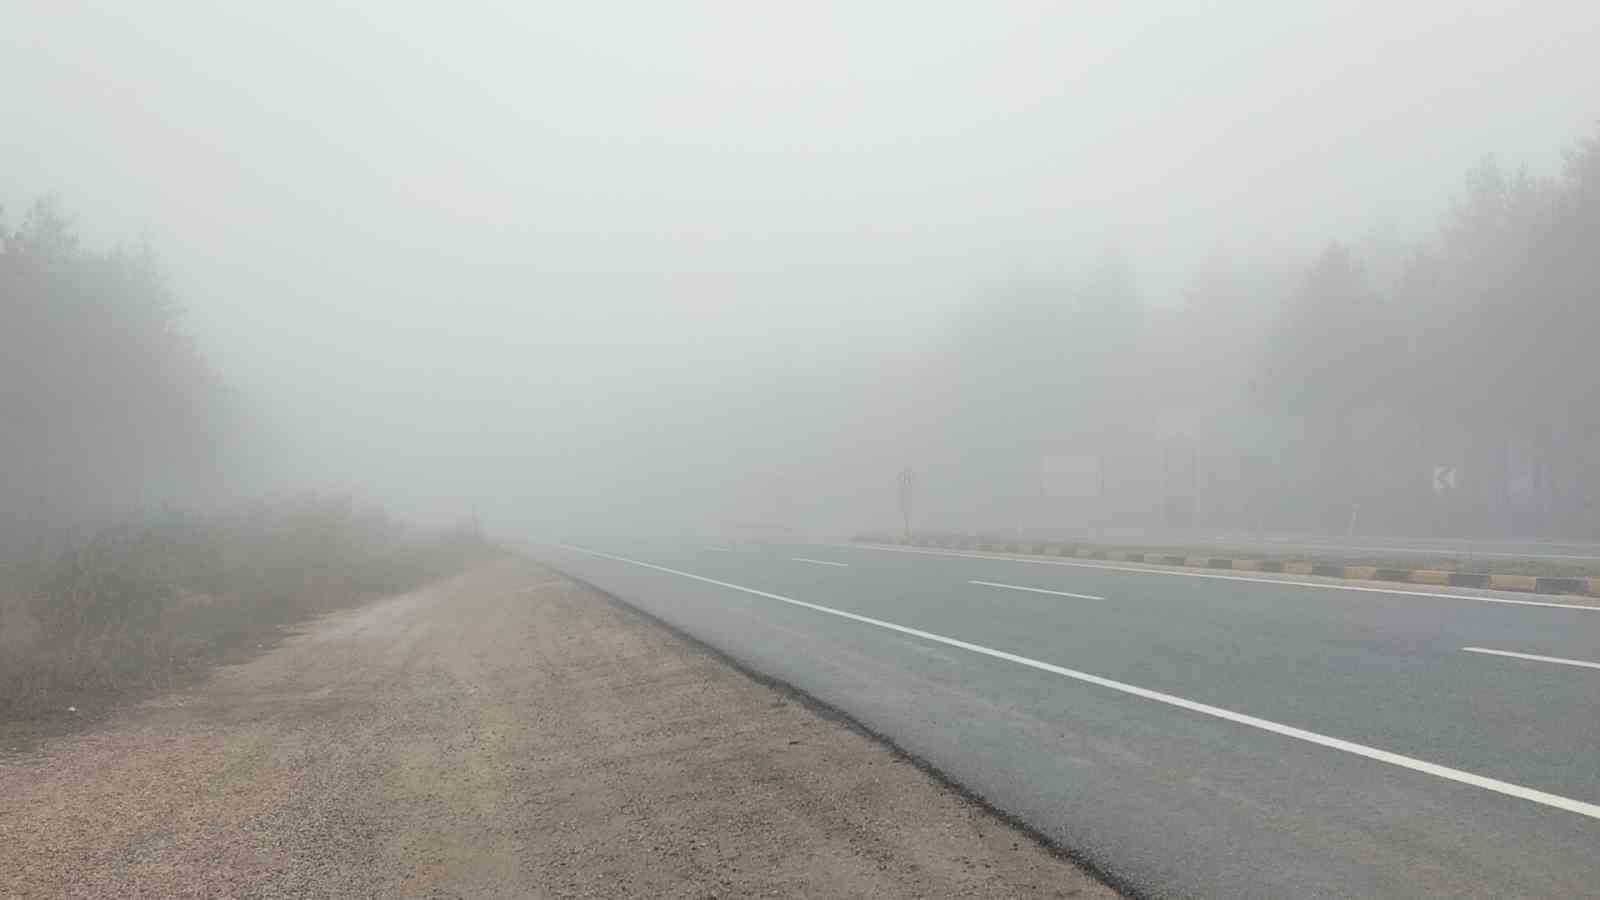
[{"left": 1042, "top": 454, "right": 1102, "bottom": 498}]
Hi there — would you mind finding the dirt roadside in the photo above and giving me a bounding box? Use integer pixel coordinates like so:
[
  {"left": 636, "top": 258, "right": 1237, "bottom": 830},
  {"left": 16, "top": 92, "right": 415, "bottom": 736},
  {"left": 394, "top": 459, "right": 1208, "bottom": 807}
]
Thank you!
[{"left": 0, "top": 556, "right": 1115, "bottom": 898}]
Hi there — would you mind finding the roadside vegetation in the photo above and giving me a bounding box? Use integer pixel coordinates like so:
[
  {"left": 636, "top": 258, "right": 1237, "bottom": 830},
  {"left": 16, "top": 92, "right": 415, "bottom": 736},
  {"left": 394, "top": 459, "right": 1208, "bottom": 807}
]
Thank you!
[
  {"left": 0, "top": 499, "right": 491, "bottom": 724},
  {"left": 0, "top": 204, "right": 491, "bottom": 730},
  {"left": 925, "top": 132, "right": 1600, "bottom": 538},
  {"left": 0, "top": 199, "right": 241, "bottom": 547}
]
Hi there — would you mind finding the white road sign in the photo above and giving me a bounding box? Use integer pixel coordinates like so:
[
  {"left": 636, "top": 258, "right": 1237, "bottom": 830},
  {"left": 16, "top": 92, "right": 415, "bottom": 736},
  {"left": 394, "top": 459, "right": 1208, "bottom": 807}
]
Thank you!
[
  {"left": 1043, "top": 455, "right": 1102, "bottom": 498},
  {"left": 1432, "top": 465, "right": 1459, "bottom": 493}
]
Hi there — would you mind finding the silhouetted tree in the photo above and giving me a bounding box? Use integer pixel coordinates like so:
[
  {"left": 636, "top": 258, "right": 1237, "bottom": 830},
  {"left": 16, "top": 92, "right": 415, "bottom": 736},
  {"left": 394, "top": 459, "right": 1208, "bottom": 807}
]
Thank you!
[
  {"left": 1, "top": 199, "right": 237, "bottom": 546},
  {"left": 1263, "top": 243, "right": 1384, "bottom": 415}
]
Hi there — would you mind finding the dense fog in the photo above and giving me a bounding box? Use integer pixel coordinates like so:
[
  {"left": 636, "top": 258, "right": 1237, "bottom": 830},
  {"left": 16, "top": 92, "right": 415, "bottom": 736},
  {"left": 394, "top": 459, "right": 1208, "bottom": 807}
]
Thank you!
[{"left": 4, "top": 2, "right": 1599, "bottom": 543}]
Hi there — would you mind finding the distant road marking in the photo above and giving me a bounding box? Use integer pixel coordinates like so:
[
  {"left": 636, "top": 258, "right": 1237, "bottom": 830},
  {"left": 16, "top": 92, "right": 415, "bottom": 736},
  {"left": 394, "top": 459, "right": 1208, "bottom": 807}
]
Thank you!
[
  {"left": 970, "top": 580, "right": 1104, "bottom": 601},
  {"left": 555, "top": 543, "right": 1600, "bottom": 822},
  {"left": 792, "top": 557, "right": 849, "bottom": 568},
  {"left": 704, "top": 546, "right": 733, "bottom": 552},
  {"left": 848, "top": 544, "right": 1600, "bottom": 612},
  {"left": 1463, "top": 647, "right": 1600, "bottom": 671}
]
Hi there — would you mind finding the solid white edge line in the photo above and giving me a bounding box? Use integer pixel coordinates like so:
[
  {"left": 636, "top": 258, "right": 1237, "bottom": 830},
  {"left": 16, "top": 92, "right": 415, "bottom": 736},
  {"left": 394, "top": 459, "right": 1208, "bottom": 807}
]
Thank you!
[
  {"left": 704, "top": 546, "right": 733, "bottom": 552},
  {"left": 970, "top": 579, "right": 1105, "bottom": 601},
  {"left": 792, "top": 557, "right": 850, "bottom": 568},
  {"left": 555, "top": 543, "right": 1600, "bottom": 822},
  {"left": 847, "top": 543, "right": 1600, "bottom": 612},
  {"left": 1463, "top": 647, "right": 1600, "bottom": 671}
]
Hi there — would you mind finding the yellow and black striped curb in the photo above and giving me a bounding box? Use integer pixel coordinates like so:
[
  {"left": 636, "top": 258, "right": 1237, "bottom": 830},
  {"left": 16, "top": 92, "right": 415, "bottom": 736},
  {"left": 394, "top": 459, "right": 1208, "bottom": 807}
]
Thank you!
[{"left": 862, "top": 535, "right": 1600, "bottom": 598}]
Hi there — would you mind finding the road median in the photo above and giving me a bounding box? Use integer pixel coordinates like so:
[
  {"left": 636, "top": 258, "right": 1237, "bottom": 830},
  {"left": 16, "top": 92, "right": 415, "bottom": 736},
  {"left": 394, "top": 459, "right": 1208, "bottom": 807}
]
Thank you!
[{"left": 868, "top": 534, "right": 1600, "bottom": 599}]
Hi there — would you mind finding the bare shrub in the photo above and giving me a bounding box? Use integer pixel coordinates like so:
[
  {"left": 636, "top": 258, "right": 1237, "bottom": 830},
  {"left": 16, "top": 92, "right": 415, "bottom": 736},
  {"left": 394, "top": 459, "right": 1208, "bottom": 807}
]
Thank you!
[{"left": 0, "top": 497, "right": 490, "bottom": 721}]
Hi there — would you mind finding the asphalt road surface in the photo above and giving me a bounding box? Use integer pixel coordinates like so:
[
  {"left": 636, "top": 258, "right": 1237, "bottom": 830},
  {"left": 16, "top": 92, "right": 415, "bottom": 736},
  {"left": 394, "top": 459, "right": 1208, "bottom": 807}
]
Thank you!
[{"left": 536, "top": 537, "right": 1600, "bottom": 898}]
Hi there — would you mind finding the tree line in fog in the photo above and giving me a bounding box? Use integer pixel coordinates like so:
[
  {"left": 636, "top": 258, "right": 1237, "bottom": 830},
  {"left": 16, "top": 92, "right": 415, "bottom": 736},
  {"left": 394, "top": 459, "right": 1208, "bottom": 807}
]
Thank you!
[
  {"left": 0, "top": 200, "right": 239, "bottom": 547},
  {"left": 929, "top": 132, "right": 1600, "bottom": 537},
  {"left": 5, "top": 132, "right": 1597, "bottom": 544}
]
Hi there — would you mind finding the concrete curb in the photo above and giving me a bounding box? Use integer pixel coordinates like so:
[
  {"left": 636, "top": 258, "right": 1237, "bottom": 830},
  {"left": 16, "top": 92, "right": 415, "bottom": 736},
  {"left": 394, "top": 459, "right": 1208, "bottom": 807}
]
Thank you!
[{"left": 867, "top": 535, "right": 1600, "bottom": 598}]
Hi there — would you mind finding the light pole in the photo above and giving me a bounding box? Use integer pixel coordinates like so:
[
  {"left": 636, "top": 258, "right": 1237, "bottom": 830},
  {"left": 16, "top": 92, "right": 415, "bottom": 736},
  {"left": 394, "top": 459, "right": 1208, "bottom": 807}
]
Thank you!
[{"left": 898, "top": 467, "right": 917, "bottom": 543}]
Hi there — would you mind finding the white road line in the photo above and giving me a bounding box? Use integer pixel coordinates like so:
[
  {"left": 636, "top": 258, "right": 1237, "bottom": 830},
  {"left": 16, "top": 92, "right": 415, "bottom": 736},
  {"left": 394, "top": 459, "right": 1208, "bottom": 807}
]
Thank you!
[
  {"left": 792, "top": 557, "right": 849, "bottom": 568},
  {"left": 704, "top": 546, "right": 733, "bottom": 552},
  {"left": 555, "top": 543, "right": 1600, "bottom": 822},
  {"left": 971, "top": 580, "right": 1104, "bottom": 601},
  {"left": 1463, "top": 647, "right": 1600, "bottom": 671},
  {"left": 847, "top": 543, "right": 1600, "bottom": 612}
]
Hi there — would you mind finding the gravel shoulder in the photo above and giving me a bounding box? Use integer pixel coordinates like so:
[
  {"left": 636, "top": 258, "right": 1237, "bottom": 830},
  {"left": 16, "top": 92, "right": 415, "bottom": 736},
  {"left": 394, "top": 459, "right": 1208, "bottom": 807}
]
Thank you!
[{"left": 0, "top": 556, "right": 1114, "bottom": 898}]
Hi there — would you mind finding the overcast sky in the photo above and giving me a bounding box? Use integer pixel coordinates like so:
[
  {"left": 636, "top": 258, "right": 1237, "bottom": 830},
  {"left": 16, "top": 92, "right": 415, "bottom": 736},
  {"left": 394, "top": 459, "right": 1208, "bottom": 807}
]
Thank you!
[{"left": 5, "top": 1, "right": 1597, "bottom": 530}]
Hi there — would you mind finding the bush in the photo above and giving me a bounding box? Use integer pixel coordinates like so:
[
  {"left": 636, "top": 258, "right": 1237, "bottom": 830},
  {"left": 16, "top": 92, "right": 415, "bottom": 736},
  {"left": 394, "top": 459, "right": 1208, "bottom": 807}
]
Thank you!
[{"left": 0, "top": 497, "right": 490, "bottom": 721}]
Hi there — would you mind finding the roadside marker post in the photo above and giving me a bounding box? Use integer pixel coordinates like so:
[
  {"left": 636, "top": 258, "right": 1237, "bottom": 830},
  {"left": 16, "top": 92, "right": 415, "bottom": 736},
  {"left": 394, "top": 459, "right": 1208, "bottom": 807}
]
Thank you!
[{"left": 898, "top": 468, "right": 917, "bottom": 543}]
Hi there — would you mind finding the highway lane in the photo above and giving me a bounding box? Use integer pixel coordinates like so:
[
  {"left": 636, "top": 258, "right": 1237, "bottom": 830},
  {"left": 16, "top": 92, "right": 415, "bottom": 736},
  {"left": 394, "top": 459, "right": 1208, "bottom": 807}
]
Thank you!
[
  {"left": 814, "top": 542, "right": 1600, "bottom": 791},
  {"left": 535, "top": 537, "right": 1600, "bottom": 898}
]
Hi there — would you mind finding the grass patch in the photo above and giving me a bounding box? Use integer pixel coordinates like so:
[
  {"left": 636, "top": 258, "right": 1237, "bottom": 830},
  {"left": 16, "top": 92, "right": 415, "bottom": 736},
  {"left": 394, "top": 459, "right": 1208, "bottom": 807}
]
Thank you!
[{"left": 0, "top": 498, "right": 491, "bottom": 733}]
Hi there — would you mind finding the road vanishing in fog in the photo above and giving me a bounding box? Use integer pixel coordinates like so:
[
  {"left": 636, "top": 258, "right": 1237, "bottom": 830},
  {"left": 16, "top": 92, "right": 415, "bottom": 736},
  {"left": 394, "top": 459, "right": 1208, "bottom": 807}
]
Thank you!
[{"left": 536, "top": 539, "right": 1600, "bottom": 898}]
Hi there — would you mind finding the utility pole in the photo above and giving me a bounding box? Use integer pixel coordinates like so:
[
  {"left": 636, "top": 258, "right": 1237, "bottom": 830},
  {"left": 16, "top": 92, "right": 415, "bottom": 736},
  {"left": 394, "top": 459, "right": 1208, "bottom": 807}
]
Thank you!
[{"left": 898, "top": 468, "right": 917, "bottom": 543}]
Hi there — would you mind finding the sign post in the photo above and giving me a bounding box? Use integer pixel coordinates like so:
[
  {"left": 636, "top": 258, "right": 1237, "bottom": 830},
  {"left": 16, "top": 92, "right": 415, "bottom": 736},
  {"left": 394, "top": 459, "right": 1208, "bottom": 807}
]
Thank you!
[
  {"left": 1432, "top": 465, "right": 1459, "bottom": 493},
  {"left": 898, "top": 468, "right": 917, "bottom": 543}
]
